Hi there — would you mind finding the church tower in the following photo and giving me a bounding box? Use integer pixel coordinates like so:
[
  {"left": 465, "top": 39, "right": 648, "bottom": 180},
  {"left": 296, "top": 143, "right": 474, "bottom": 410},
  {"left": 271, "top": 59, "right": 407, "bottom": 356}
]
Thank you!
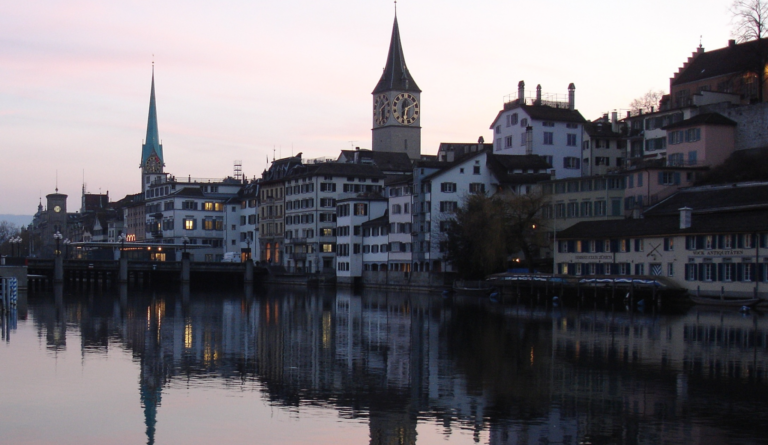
[
  {"left": 372, "top": 16, "right": 421, "bottom": 160},
  {"left": 141, "top": 67, "right": 165, "bottom": 192}
]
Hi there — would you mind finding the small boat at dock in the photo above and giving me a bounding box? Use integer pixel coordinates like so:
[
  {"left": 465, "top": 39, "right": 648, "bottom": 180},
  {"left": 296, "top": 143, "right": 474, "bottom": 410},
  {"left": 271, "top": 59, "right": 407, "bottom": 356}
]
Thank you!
[{"left": 689, "top": 295, "right": 762, "bottom": 307}]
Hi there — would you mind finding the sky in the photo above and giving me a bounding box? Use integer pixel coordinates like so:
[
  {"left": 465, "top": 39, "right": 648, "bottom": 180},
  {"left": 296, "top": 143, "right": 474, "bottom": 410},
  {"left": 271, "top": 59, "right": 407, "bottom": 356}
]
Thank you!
[{"left": 1, "top": 0, "right": 735, "bottom": 215}]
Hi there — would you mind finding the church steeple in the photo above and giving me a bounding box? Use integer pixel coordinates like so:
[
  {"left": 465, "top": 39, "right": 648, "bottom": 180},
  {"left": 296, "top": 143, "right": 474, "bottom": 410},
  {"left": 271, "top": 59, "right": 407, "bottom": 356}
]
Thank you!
[
  {"left": 372, "top": 16, "right": 420, "bottom": 94},
  {"left": 371, "top": 15, "right": 421, "bottom": 160},
  {"left": 141, "top": 67, "right": 164, "bottom": 171}
]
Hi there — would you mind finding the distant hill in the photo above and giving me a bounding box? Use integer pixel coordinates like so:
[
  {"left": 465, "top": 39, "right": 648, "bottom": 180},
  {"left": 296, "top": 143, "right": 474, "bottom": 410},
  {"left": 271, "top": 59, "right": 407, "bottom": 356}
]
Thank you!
[{"left": 0, "top": 215, "right": 33, "bottom": 228}]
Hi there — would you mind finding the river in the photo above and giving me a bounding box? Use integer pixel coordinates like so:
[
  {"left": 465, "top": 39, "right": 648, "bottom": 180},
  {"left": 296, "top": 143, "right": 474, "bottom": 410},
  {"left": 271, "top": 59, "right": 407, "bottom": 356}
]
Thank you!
[{"left": 1, "top": 285, "right": 767, "bottom": 444}]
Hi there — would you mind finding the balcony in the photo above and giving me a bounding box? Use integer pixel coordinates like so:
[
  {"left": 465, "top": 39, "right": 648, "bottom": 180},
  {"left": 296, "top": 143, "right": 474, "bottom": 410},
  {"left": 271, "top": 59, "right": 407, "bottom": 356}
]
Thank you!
[
  {"left": 285, "top": 237, "right": 308, "bottom": 244},
  {"left": 289, "top": 252, "right": 307, "bottom": 261}
]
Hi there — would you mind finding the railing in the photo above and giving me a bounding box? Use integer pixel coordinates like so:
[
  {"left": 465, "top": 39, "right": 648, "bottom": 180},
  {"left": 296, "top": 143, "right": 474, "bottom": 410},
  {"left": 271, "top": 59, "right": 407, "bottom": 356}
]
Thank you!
[{"left": 285, "top": 238, "right": 308, "bottom": 244}]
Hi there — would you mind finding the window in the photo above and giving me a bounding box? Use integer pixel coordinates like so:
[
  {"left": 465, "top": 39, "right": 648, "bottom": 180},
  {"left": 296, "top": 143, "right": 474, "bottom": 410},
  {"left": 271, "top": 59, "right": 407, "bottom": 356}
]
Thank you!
[
  {"left": 505, "top": 136, "right": 513, "bottom": 147},
  {"left": 594, "top": 201, "right": 606, "bottom": 216},
  {"left": 667, "top": 263, "right": 674, "bottom": 277},
  {"left": 704, "top": 263, "right": 714, "bottom": 281},
  {"left": 567, "top": 134, "right": 577, "bottom": 146},
  {"left": 320, "top": 182, "right": 336, "bottom": 192},
  {"left": 564, "top": 157, "right": 580, "bottom": 169},
  {"left": 595, "top": 157, "right": 609, "bottom": 166},
  {"left": 635, "top": 263, "right": 645, "bottom": 275},
  {"left": 658, "top": 172, "right": 680, "bottom": 185},
  {"left": 668, "top": 153, "right": 684, "bottom": 166},
  {"left": 495, "top": 125, "right": 501, "bottom": 134},
  {"left": 439, "top": 201, "right": 458, "bottom": 212},
  {"left": 566, "top": 123, "right": 578, "bottom": 129},
  {"left": 637, "top": 173, "right": 643, "bottom": 187},
  {"left": 441, "top": 182, "right": 457, "bottom": 193},
  {"left": 473, "top": 165, "right": 480, "bottom": 174},
  {"left": 685, "top": 128, "right": 701, "bottom": 142},
  {"left": 543, "top": 121, "right": 555, "bottom": 127},
  {"left": 645, "top": 137, "right": 667, "bottom": 152},
  {"left": 392, "top": 204, "right": 402, "bottom": 214},
  {"left": 543, "top": 132, "right": 554, "bottom": 145},
  {"left": 184, "top": 218, "right": 196, "bottom": 230},
  {"left": 686, "top": 263, "right": 698, "bottom": 281},
  {"left": 580, "top": 201, "right": 592, "bottom": 217},
  {"left": 520, "top": 118, "right": 528, "bottom": 127},
  {"left": 354, "top": 203, "right": 368, "bottom": 216},
  {"left": 509, "top": 113, "right": 518, "bottom": 125},
  {"left": 469, "top": 183, "right": 485, "bottom": 194},
  {"left": 663, "top": 237, "right": 674, "bottom": 251}
]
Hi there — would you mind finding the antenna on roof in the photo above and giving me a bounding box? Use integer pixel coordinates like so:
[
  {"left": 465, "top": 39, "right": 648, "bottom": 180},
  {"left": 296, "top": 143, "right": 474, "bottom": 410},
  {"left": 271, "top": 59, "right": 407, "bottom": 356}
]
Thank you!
[
  {"left": 55, "top": 170, "right": 58, "bottom": 193},
  {"left": 394, "top": 0, "right": 397, "bottom": 15}
]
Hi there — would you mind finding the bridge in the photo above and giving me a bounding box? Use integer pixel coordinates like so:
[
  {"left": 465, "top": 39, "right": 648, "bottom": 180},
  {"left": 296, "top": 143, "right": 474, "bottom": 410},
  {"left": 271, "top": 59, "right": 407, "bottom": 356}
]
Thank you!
[{"left": 26, "top": 258, "right": 266, "bottom": 290}]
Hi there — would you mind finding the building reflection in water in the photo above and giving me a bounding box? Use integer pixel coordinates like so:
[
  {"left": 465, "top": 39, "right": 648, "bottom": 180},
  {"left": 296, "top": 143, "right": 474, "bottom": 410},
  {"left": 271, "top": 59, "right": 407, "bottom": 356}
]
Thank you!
[{"left": 25, "top": 287, "right": 768, "bottom": 445}]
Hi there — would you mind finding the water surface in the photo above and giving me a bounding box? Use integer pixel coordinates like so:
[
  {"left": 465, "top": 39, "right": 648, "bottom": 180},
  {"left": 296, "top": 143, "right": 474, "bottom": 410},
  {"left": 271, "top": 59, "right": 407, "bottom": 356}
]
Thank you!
[{"left": 1, "top": 286, "right": 767, "bottom": 444}]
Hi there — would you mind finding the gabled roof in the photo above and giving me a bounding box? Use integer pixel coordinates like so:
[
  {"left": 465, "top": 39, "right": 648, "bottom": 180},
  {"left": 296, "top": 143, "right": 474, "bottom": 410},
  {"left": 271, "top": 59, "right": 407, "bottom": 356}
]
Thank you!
[
  {"left": 662, "top": 112, "right": 737, "bottom": 130},
  {"left": 490, "top": 103, "right": 586, "bottom": 128},
  {"left": 421, "top": 149, "right": 488, "bottom": 182},
  {"left": 372, "top": 16, "right": 420, "bottom": 94},
  {"left": 141, "top": 68, "right": 164, "bottom": 166},
  {"left": 644, "top": 182, "right": 768, "bottom": 216},
  {"left": 672, "top": 39, "right": 768, "bottom": 86}
]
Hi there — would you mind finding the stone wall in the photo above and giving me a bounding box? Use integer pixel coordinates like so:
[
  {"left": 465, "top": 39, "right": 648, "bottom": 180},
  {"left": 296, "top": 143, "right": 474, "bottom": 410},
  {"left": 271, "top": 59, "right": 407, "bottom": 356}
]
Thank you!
[{"left": 703, "top": 102, "right": 768, "bottom": 151}]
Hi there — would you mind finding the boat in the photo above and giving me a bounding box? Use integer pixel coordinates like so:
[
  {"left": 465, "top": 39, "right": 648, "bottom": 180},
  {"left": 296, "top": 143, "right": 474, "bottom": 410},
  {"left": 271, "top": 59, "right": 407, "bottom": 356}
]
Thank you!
[
  {"left": 688, "top": 295, "right": 762, "bottom": 307},
  {"left": 452, "top": 280, "right": 495, "bottom": 296}
]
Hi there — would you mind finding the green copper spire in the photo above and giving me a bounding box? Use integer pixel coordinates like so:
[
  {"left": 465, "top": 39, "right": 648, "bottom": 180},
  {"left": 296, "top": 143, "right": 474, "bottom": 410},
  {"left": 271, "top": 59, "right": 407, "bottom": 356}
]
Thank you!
[{"left": 141, "top": 66, "right": 164, "bottom": 168}]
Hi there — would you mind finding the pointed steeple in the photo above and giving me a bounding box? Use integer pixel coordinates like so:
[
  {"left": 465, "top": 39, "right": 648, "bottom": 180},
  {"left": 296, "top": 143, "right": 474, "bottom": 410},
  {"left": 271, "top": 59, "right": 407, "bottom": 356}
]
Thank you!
[
  {"left": 372, "top": 16, "right": 420, "bottom": 94},
  {"left": 141, "top": 66, "right": 164, "bottom": 167}
]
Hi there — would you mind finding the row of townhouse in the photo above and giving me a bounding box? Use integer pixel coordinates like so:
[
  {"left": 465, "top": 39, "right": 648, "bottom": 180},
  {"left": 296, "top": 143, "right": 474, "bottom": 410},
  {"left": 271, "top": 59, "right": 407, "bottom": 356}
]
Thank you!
[{"left": 554, "top": 182, "right": 768, "bottom": 298}]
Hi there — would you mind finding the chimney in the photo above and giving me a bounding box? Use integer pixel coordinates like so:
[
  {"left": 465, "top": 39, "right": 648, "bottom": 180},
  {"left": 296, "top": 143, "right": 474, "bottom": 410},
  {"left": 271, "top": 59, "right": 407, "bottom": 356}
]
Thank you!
[
  {"left": 354, "top": 146, "right": 360, "bottom": 164},
  {"left": 536, "top": 84, "right": 542, "bottom": 105},
  {"left": 568, "top": 83, "right": 575, "bottom": 110},
  {"left": 611, "top": 111, "right": 618, "bottom": 132},
  {"left": 728, "top": 39, "right": 736, "bottom": 47},
  {"left": 627, "top": 111, "right": 631, "bottom": 118},
  {"left": 478, "top": 136, "right": 485, "bottom": 151},
  {"left": 679, "top": 207, "right": 692, "bottom": 229},
  {"left": 518, "top": 80, "right": 525, "bottom": 104}
]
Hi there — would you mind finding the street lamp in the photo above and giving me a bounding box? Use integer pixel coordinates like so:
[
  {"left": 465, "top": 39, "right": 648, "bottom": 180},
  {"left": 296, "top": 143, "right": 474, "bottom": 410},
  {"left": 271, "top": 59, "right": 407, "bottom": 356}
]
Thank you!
[
  {"left": 118, "top": 234, "right": 126, "bottom": 254},
  {"left": 182, "top": 235, "right": 189, "bottom": 257},
  {"left": 63, "top": 239, "right": 71, "bottom": 259},
  {"left": 245, "top": 236, "right": 252, "bottom": 261},
  {"left": 53, "top": 231, "right": 63, "bottom": 256}
]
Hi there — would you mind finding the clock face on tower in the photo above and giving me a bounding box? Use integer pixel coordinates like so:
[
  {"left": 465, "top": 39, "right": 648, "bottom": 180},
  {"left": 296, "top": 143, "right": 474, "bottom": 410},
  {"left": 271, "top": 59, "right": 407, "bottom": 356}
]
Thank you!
[
  {"left": 373, "top": 94, "right": 391, "bottom": 125},
  {"left": 53, "top": 205, "right": 61, "bottom": 213},
  {"left": 145, "top": 154, "right": 162, "bottom": 173},
  {"left": 392, "top": 93, "right": 419, "bottom": 125}
]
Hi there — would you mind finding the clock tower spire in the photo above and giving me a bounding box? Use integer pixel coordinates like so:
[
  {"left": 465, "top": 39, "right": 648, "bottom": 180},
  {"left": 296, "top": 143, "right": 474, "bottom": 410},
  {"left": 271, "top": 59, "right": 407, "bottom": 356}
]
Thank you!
[
  {"left": 372, "top": 15, "right": 421, "bottom": 160},
  {"left": 141, "top": 65, "right": 165, "bottom": 191}
]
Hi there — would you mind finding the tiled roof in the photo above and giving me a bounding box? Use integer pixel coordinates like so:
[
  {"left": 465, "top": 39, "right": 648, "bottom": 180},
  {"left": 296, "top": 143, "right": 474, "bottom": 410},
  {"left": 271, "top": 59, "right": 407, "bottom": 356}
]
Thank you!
[
  {"left": 662, "top": 112, "right": 737, "bottom": 130},
  {"left": 644, "top": 182, "right": 768, "bottom": 216},
  {"left": 173, "top": 187, "right": 205, "bottom": 198},
  {"left": 362, "top": 211, "right": 389, "bottom": 227},
  {"left": 672, "top": 39, "right": 768, "bottom": 86},
  {"left": 558, "top": 209, "right": 768, "bottom": 239}
]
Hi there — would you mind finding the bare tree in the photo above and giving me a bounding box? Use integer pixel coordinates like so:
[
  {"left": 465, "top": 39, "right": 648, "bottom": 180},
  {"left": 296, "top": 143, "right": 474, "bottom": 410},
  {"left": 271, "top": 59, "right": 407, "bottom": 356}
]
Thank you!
[
  {"left": 0, "top": 220, "right": 19, "bottom": 244},
  {"left": 732, "top": 0, "right": 768, "bottom": 42},
  {"left": 732, "top": 0, "right": 768, "bottom": 102},
  {"left": 629, "top": 90, "right": 664, "bottom": 115}
]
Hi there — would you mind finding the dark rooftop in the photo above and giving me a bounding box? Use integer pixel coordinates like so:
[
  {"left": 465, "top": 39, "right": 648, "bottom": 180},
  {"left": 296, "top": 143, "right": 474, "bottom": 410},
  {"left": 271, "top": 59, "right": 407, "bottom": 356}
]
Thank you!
[
  {"left": 644, "top": 182, "right": 768, "bottom": 216},
  {"left": 662, "top": 112, "right": 737, "bottom": 130},
  {"left": 672, "top": 39, "right": 768, "bottom": 86}
]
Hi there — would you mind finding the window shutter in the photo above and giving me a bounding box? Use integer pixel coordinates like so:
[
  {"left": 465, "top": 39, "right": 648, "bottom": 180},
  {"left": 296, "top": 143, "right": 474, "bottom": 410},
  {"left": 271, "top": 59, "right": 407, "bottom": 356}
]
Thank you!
[
  {"left": 674, "top": 172, "right": 681, "bottom": 185},
  {"left": 699, "top": 263, "right": 705, "bottom": 280},
  {"left": 716, "top": 263, "right": 723, "bottom": 282},
  {"left": 658, "top": 172, "right": 664, "bottom": 185}
]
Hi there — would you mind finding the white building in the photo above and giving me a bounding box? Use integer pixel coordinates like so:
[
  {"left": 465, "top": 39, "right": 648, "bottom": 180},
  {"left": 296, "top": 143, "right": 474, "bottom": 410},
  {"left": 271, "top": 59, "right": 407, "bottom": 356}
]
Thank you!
[
  {"left": 385, "top": 175, "right": 414, "bottom": 272},
  {"left": 335, "top": 194, "right": 388, "bottom": 283},
  {"left": 489, "top": 81, "right": 585, "bottom": 179}
]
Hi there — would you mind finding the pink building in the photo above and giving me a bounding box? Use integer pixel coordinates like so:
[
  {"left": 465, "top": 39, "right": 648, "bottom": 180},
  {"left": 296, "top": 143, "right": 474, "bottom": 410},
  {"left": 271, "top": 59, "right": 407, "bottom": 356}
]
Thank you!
[{"left": 663, "top": 113, "right": 736, "bottom": 167}]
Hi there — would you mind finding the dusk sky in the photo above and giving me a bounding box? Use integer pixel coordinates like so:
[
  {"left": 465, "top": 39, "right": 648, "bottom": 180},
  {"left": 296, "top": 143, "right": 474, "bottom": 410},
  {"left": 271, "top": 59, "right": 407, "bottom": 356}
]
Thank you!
[{"left": 2, "top": 0, "right": 733, "bottom": 215}]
